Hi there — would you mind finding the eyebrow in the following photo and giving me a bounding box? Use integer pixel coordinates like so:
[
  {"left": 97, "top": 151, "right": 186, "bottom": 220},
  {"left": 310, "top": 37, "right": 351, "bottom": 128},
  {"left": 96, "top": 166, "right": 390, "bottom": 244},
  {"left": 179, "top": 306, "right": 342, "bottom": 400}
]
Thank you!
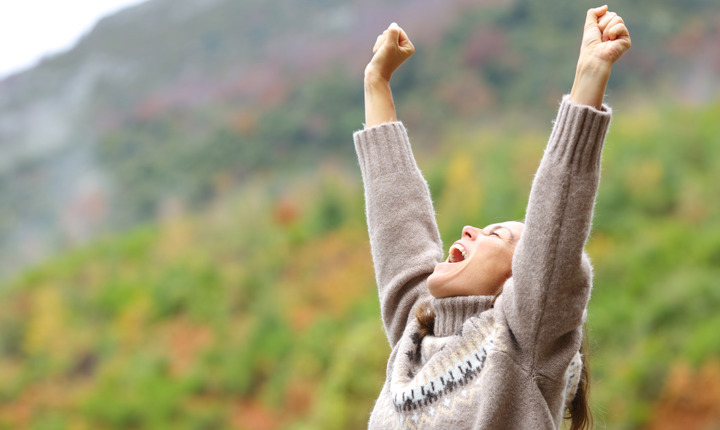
[{"left": 490, "top": 225, "right": 515, "bottom": 241}]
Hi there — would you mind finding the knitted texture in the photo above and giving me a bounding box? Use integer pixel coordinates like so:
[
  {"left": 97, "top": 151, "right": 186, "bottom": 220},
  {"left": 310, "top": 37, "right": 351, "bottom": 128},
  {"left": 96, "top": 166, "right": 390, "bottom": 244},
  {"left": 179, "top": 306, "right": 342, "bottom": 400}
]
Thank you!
[{"left": 354, "top": 97, "right": 611, "bottom": 429}]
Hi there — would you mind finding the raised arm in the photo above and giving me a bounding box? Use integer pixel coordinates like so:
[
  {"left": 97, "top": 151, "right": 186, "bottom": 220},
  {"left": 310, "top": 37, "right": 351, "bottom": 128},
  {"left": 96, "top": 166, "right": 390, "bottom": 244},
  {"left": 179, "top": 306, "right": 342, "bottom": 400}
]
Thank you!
[
  {"left": 363, "top": 23, "right": 414, "bottom": 128},
  {"left": 502, "top": 6, "right": 631, "bottom": 358},
  {"left": 354, "top": 24, "right": 442, "bottom": 346},
  {"left": 570, "top": 6, "right": 631, "bottom": 108}
]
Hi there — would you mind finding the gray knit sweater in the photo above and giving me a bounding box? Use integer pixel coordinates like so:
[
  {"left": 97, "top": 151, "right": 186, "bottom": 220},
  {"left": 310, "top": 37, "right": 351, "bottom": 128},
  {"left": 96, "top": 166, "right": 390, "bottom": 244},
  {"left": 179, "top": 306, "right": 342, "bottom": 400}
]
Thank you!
[{"left": 353, "top": 97, "right": 611, "bottom": 429}]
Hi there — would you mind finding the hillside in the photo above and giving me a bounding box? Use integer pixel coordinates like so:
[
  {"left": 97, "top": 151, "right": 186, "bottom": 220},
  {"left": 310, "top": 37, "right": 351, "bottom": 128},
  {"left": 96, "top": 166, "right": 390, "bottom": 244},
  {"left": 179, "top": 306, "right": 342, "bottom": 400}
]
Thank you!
[
  {"left": 0, "top": 0, "right": 482, "bottom": 278},
  {"left": 1, "top": 99, "right": 720, "bottom": 428},
  {"left": 2, "top": 0, "right": 720, "bottom": 428},
  {"left": 1, "top": 0, "right": 720, "bottom": 279}
]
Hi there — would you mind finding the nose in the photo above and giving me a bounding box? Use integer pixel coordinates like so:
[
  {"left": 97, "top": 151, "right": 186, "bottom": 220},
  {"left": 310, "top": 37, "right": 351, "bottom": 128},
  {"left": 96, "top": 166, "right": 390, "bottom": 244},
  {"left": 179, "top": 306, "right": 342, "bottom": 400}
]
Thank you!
[{"left": 462, "top": 225, "right": 482, "bottom": 240}]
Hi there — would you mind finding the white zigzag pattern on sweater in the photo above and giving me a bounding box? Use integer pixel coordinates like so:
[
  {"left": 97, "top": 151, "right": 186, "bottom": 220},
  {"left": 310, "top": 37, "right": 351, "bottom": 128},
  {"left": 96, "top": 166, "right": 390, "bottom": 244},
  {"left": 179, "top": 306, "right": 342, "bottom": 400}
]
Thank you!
[
  {"left": 388, "top": 317, "right": 495, "bottom": 412},
  {"left": 388, "top": 350, "right": 583, "bottom": 429},
  {"left": 386, "top": 314, "right": 582, "bottom": 421},
  {"left": 394, "top": 371, "right": 487, "bottom": 429}
]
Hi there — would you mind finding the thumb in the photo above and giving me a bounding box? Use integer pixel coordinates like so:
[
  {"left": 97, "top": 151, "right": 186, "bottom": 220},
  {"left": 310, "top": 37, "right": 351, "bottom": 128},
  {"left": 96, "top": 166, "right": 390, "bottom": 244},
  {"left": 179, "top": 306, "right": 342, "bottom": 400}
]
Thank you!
[
  {"left": 585, "top": 5, "right": 608, "bottom": 30},
  {"left": 387, "top": 22, "right": 401, "bottom": 47}
]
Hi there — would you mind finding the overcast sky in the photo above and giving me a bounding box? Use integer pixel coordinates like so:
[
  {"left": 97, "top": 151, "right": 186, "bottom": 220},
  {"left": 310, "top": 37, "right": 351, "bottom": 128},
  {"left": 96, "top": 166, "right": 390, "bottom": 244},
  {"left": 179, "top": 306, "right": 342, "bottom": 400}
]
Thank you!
[{"left": 0, "top": 0, "right": 148, "bottom": 79}]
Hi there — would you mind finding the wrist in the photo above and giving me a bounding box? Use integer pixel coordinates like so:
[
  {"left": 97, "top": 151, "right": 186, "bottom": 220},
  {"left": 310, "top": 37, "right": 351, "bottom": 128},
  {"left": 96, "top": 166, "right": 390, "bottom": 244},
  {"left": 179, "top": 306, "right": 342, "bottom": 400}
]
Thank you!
[
  {"left": 364, "top": 62, "right": 393, "bottom": 83},
  {"left": 364, "top": 72, "right": 391, "bottom": 90},
  {"left": 574, "top": 57, "right": 612, "bottom": 81},
  {"left": 570, "top": 60, "right": 612, "bottom": 109}
]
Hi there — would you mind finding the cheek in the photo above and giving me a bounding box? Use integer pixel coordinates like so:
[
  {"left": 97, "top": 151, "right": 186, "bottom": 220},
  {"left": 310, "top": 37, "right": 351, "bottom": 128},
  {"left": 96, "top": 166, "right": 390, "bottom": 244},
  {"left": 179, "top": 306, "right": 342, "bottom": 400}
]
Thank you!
[
  {"left": 489, "top": 247, "right": 514, "bottom": 277},
  {"left": 505, "top": 249, "right": 517, "bottom": 275}
]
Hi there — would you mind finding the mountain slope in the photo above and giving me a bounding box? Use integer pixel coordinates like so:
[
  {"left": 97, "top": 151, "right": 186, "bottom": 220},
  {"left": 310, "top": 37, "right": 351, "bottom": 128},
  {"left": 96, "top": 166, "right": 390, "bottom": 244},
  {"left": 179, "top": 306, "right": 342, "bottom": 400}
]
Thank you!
[
  {"left": 1, "top": 0, "right": 719, "bottom": 281},
  {"left": 2, "top": 99, "right": 720, "bottom": 429}
]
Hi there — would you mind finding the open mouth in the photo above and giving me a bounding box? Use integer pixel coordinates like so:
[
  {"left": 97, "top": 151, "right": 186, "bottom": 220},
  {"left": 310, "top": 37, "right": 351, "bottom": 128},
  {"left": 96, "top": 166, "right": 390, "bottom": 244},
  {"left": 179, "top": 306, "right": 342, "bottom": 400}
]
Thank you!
[{"left": 447, "top": 242, "right": 467, "bottom": 263}]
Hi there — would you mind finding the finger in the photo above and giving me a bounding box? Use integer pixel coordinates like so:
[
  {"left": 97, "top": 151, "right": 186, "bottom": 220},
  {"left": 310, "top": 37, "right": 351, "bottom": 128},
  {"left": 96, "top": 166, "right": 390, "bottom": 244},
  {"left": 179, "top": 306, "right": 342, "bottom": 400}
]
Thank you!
[
  {"left": 584, "top": 5, "right": 609, "bottom": 29},
  {"left": 607, "top": 22, "right": 630, "bottom": 42},
  {"left": 396, "top": 25, "right": 408, "bottom": 44},
  {"left": 401, "top": 38, "right": 415, "bottom": 54},
  {"left": 386, "top": 24, "right": 401, "bottom": 47},
  {"left": 396, "top": 27, "right": 414, "bottom": 50},
  {"left": 597, "top": 11, "right": 617, "bottom": 34},
  {"left": 603, "top": 16, "right": 625, "bottom": 41},
  {"left": 373, "top": 34, "right": 385, "bottom": 54}
]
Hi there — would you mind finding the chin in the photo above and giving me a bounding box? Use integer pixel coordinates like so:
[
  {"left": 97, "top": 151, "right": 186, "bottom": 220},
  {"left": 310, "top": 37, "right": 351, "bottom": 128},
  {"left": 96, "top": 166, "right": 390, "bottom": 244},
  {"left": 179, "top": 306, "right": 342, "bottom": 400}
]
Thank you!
[
  {"left": 427, "top": 273, "right": 449, "bottom": 298},
  {"left": 426, "top": 275, "right": 441, "bottom": 297},
  {"left": 427, "top": 261, "right": 464, "bottom": 296},
  {"left": 427, "top": 275, "right": 467, "bottom": 298}
]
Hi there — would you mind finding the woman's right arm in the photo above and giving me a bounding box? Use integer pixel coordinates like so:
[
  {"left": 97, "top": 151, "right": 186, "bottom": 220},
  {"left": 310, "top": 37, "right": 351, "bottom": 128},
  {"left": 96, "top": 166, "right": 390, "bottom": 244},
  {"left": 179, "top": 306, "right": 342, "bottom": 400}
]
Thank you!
[
  {"left": 355, "top": 24, "right": 443, "bottom": 347},
  {"left": 363, "top": 23, "right": 414, "bottom": 128}
]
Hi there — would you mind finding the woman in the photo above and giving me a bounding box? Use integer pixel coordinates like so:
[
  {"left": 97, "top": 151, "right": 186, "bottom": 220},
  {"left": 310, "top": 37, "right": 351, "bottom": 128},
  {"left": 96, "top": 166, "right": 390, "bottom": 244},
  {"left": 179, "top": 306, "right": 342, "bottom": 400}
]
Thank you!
[{"left": 353, "top": 6, "right": 631, "bottom": 430}]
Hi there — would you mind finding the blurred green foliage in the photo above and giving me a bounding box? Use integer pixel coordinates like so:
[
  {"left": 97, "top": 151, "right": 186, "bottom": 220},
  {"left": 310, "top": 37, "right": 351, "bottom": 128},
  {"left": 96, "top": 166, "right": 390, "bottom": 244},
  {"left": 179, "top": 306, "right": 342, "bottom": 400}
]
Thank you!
[
  {"left": 2, "top": 98, "right": 720, "bottom": 429},
  {"left": 2, "top": 0, "right": 720, "bottom": 428}
]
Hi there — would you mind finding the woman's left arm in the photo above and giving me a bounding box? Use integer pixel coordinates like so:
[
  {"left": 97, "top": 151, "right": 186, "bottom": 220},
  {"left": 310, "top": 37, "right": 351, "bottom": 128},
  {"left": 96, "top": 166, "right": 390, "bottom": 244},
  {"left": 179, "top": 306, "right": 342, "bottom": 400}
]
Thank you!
[{"left": 502, "top": 6, "right": 631, "bottom": 358}]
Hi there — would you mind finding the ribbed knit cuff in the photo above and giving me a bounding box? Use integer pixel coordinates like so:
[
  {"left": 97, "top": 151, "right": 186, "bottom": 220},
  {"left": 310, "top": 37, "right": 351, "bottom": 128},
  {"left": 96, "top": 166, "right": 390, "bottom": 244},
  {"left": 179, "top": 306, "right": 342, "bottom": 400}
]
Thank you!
[
  {"left": 546, "top": 96, "right": 612, "bottom": 172},
  {"left": 353, "top": 121, "right": 420, "bottom": 181},
  {"left": 432, "top": 295, "right": 495, "bottom": 337}
]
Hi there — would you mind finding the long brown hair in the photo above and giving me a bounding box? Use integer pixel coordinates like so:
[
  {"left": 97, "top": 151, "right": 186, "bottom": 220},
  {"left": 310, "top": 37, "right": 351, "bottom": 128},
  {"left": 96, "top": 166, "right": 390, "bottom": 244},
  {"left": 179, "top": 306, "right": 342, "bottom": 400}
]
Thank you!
[
  {"left": 566, "top": 327, "right": 593, "bottom": 430},
  {"left": 414, "top": 304, "right": 592, "bottom": 430}
]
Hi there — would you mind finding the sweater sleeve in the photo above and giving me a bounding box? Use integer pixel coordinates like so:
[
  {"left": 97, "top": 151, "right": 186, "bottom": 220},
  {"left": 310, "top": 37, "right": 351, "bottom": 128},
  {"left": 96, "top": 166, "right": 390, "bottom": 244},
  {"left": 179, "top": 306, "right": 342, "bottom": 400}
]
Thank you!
[
  {"left": 354, "top": 122, "right": 443, "bottom": 347},
  {"left": 501, "top": 97, "right": 611, "bottom": 367}
]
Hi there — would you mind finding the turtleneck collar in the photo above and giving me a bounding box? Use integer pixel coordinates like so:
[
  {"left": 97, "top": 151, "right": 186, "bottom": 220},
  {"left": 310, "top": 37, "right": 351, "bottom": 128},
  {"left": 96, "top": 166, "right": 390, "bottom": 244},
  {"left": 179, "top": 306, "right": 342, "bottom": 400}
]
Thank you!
[{"left": 431, "top": 295, "right": 495, "bottom": 337}]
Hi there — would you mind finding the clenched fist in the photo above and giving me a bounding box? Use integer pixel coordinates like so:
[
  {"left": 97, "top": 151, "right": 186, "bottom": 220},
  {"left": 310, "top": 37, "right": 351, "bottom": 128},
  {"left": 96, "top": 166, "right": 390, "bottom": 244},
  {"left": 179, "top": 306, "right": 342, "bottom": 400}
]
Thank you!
[
  {"left": 365, "top": 23, "right": 415, "bottom": 83},
  {"left": 579, "top": 5, "right": 632, "bottom": 71},
  {"left": 570, "top": 6, "right": 631, "bottom": 109}
]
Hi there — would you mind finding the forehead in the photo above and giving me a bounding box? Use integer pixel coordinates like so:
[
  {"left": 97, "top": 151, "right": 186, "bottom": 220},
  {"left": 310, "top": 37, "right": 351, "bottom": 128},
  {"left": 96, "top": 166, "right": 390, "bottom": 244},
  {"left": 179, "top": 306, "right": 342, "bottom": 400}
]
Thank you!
[{"left": 484, "top": 221, "right": 524, "bottom": 230}]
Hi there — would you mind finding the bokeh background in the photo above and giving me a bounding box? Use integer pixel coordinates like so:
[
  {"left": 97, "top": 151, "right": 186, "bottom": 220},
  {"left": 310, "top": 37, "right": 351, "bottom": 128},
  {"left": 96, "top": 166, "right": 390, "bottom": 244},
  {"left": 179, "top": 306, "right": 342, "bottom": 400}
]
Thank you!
[{"left": 1, "top": 0, "right": 720, "bottom": 428}]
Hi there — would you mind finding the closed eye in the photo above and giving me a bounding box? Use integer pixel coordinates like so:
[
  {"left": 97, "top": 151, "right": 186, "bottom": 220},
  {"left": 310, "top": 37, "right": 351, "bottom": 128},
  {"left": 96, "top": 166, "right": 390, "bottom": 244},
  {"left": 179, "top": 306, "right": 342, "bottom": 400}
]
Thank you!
[{"left": 489, "top": 227, "right": 512, "bottom": 242}]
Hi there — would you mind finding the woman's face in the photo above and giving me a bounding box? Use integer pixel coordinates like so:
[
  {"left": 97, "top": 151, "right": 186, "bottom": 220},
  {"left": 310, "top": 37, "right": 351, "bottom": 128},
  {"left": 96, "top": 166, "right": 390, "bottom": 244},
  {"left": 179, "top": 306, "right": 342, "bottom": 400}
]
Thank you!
[{"left": 427, "top": 221, "right": 524, "bottom": 298}]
